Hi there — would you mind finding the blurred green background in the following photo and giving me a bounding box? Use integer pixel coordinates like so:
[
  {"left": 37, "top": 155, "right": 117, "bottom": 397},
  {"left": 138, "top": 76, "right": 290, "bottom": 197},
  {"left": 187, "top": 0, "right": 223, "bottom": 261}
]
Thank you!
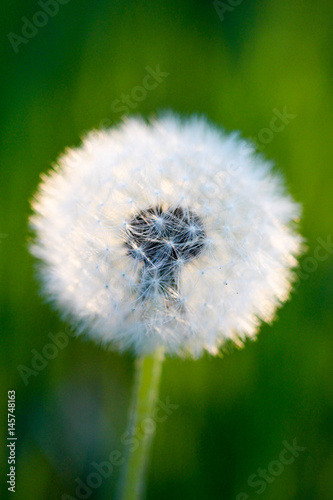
[{"left": 1, "top": 0, "right": 333, "bottom": 499}]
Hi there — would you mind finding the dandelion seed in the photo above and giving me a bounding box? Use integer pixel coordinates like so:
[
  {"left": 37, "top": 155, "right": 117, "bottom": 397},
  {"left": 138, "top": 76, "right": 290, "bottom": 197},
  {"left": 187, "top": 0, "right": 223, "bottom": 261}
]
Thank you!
[{"left": 29, "top": 113, "right": 303, "bottom": 357}]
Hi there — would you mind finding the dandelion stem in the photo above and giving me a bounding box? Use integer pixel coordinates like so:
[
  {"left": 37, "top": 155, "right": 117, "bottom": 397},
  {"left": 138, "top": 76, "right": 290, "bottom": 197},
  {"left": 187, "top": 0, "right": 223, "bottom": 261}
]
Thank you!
[{"left": 118, "top": 348, "right": 164, "bottom": 500}]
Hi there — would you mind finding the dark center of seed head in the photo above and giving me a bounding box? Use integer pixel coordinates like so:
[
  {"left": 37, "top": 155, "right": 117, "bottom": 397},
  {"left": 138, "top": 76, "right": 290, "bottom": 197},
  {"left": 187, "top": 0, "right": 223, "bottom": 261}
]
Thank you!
[{"left": 124, "top": 206, "right": 206, "bottom": 299}]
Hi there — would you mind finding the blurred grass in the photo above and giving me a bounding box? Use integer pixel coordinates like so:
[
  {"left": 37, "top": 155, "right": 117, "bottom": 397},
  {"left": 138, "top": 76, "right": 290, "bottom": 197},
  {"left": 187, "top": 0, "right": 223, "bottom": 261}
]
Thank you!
[{"left": 1, "top": 0, "right": 333, "bottom": 499}]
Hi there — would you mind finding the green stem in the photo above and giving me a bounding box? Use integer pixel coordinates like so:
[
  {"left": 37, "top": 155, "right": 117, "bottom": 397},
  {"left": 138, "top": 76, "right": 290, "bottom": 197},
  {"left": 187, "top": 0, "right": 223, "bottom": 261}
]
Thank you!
[{"left": 117, "top": 348, "right": 164, "bottom": 500}]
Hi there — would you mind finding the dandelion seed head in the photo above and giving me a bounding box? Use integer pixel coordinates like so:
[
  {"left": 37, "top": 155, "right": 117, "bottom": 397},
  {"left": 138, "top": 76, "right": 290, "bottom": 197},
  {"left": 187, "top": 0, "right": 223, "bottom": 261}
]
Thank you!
[{"left": 29, "top": 113, "right": 303, "bottom": 356}]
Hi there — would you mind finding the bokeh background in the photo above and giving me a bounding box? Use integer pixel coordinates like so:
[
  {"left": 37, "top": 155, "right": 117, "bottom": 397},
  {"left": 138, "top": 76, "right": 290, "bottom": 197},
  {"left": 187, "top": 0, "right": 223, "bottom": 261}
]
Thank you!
[{"left": 1, "top": 0, "right": 333, "bottom": 499}]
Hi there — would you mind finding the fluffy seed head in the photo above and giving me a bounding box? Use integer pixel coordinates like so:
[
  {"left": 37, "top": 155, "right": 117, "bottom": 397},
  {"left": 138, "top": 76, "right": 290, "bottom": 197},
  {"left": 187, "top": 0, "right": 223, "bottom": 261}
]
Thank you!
[{"left": 29, "top": 113, "right": 303, "bottom": 356}]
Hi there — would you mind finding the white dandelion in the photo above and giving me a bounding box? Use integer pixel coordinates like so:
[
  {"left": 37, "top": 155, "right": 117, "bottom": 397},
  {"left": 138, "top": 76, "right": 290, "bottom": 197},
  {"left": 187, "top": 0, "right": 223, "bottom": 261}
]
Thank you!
[
  {"left": 29, "top": 112, "right": 303, "bottom": 500},
  {"left": 29, "top": 113, "right": 302, "bottom": 358}
]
